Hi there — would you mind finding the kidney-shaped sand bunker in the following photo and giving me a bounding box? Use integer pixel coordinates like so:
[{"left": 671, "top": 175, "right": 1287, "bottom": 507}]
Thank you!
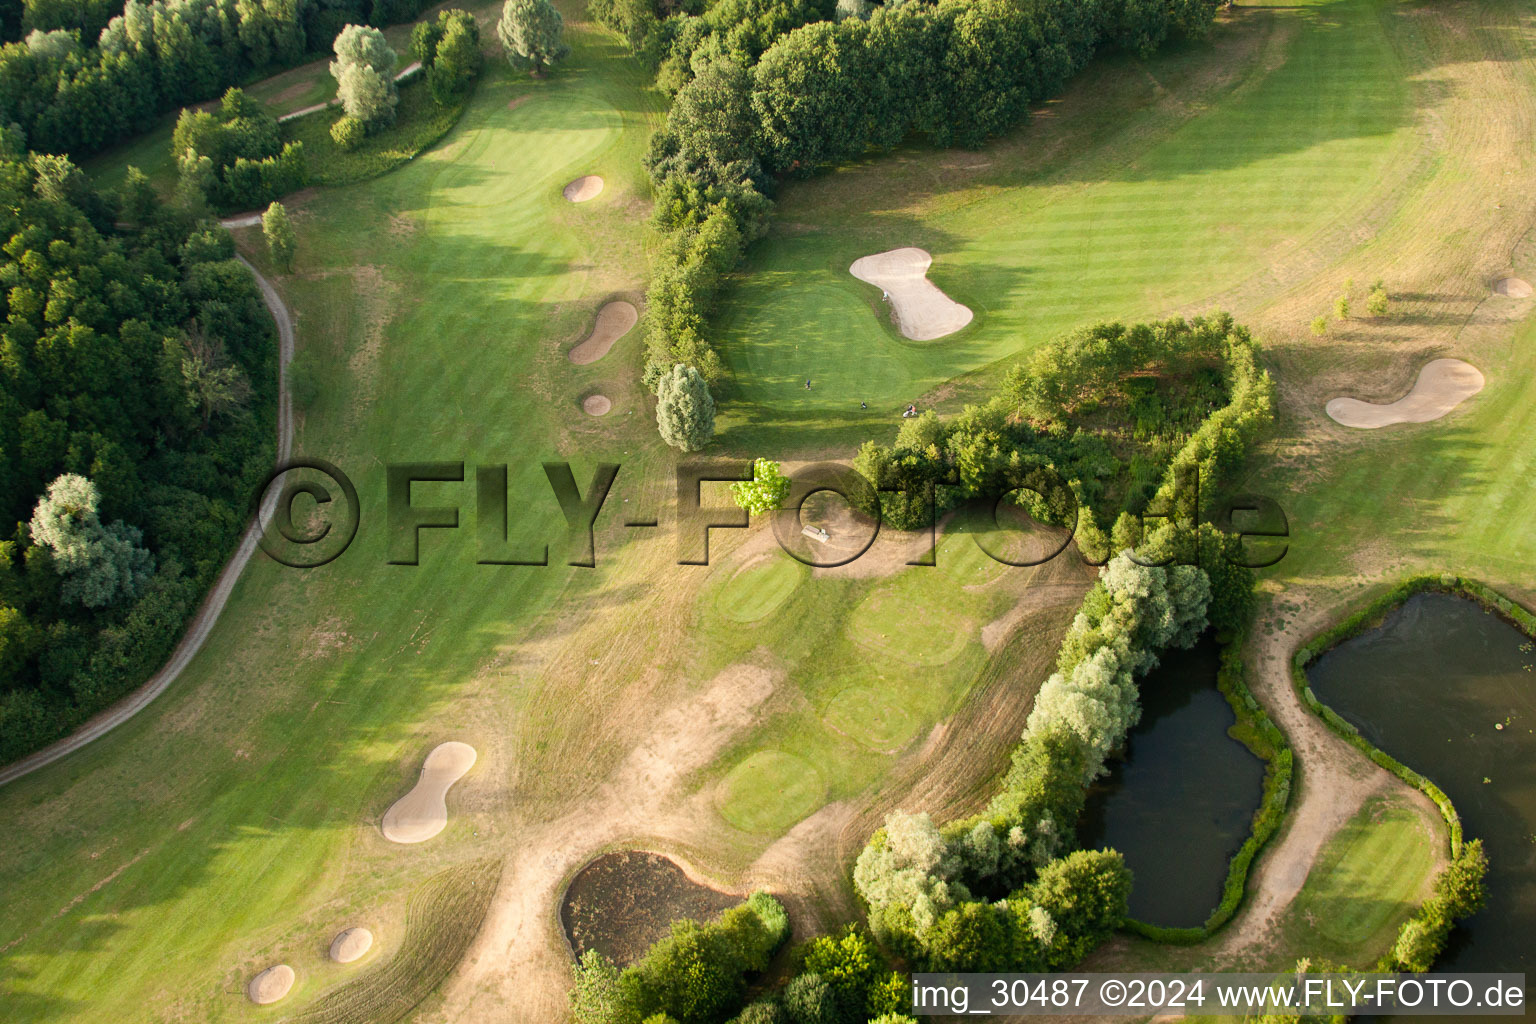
[
  {"left": 382, "top": 742, "right": 476, "bottom": 844},
  {"left": 1325, "top": 358, "right": 1484, "bottom": 428},
  {"left": 329, "top": 926, "right": 374, "bottom": 963}
]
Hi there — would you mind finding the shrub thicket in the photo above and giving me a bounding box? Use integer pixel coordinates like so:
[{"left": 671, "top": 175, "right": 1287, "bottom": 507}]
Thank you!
[{"left": 172, "top": 87, "right": 307, "bottom": 213}]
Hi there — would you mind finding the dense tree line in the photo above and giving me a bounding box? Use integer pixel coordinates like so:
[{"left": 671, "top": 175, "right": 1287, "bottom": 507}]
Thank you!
[
  {"left": 589, "top": 0, "right": 1223, "bottom": 442},
  {"left": 0, "top": 148, "right": 276, "bottom": 764},
  {"left": 0, "top": 0, "right": 442, "bottom": 158}
]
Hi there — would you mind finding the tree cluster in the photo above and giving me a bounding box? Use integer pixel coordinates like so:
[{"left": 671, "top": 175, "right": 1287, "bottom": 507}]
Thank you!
[
  {"left": 172, "top": 87, "right": 307, "bottom": 213},
  {"left": 569, "top": 892, "right": 792, "bottom": 1024},
  {"left": 1384, "top": 839, "right": 1487, "bottom": 973},
  {"left": 0, "top": 0, "right": 443, "bottom": 158},
  {"left": 410, "top": 8, "right": 481, "bottom": 105},
  {"left": 852, "top": 552, "right": 1213, "bottom": 969},
  {"left": 0, "top": 151, "right": 276, "bottom": 765}
]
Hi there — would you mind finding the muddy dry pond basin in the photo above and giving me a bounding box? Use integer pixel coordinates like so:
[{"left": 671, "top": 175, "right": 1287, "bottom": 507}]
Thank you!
[
  {"left": 1308, "top": 592, "right": 1536, "bottom": 973},
  {"left": 561, "top": 851, "right": 738, "bottom": 964},
  {"left": 1079, "top": 638, "right": 1266, "bottom": 928}
]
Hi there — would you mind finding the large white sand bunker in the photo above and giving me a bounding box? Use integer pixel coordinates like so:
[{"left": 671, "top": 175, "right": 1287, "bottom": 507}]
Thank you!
[
  {"left": 1494, "top": 277, "right": 1533, "bottom": 298},
  {"left": 382, "top": 742, "right": 476, "bottom": 844},
  {"left": 247, "top": 964, "right": 295, "bottom": 1004},
  {"left": 569, "top": 302, "right": 637, "bottom": 364},
  {"left": 563, "top": 175, "right": 604, "bottom": 203},
  {"left": 1325, "top": 358, "right": 1484, "bottom": 428},
  {"left": 849, "top": 247, "right": 973, "bottom": 341},
  {"left": 329, "top": 927, "right": 374, "bottom": 963}
]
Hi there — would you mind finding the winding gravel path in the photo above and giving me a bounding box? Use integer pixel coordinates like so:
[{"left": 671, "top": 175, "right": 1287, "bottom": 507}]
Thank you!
[{"left": 0, "top": 252, "right": 293, "bottom": 788}]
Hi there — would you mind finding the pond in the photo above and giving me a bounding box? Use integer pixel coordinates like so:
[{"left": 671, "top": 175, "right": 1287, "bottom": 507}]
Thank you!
[
  {"left": 560, "top": 851, "right": 739, "bottom": 965},
  {"left": 1307, "top": 592, "right": 1536, "bottom": 973},
  {"left": 1078, "top": 638, "right": 1267, "bottom": 928}
]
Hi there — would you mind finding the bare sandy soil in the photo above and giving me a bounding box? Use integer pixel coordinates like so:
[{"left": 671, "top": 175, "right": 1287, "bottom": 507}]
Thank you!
[
  {"left": 568, "top": 302, "right": 637, "bottom": 364},
  {"left": 849, "top": 247, "right": 974, "bottom": 340},
  {"left": 382, "top": 742, "right": 478, "bottom": 844},
  {"left": 563, "top": 175, "right": 604, "bottom": 203},
  {"left": 247, "top": 964, "right": 294, "bottom": 1004},
  {"left": 1494, "top": 276, "right": 1533, "bottom": 297},
  {"left": 1324, "top": 358, "right": 1484, "bottom": 428}
]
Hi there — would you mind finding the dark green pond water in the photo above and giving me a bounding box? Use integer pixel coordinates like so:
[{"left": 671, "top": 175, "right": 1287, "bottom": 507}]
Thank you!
[
  {"left": 560, "top": 851, "right": 738, "bottom": 965},
  {"left": 1307, "top": 592, "right": 1536, "bottom": 973},
  {"left": 1079, "top": 639, "right": 1267, "bottom": 928}
]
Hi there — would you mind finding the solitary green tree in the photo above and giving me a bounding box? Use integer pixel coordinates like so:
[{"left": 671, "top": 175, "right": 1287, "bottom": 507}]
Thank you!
[
  {"left": 331, "top": 25, "right": 398, "bottom": 128},
  {"left": 497, "top": 0, "right": 569, "bottom": 75},
  {"left": 1309, "top": 314, "right": 1328, "bottom": 336},
  {"left": 429, "top": 12, "right": 482, "bottom": 103},
  {"left": 1366, "top": 279, "right": 1389, "bottom": 316},
  {"left": 1334, "top": 292, "right": 1350, "bottom": 320},
  {"left": 262, "top": 200, "right": 295, "bottom": 270},
  {"left": 655, "top": 363, "right": 715, "bottom": 451},
  {"left": 731, "top": 459, "right": 790, "bottom": 513}
]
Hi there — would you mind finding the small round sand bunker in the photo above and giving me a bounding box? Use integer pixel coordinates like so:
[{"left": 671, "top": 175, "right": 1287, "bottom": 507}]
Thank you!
[
  {"left": 1494, "top": 277, "right": 1533, "bottom": 298},
  {"left": 247, "top": 964, "right": 295, "bottom": 1005},
  {"left": 569, "top": 302, "right": 637, "bottom": 364},
  {"left": 582, "top": 394, "right": 612, "bottom": 416},
  {"left": 329, "top": 927, "right": 374, "bottom": 963},
  {"left": 382, "top": 741, "right": 476, "bottom": 844},
  {"left": 563, "top": 175, "right": 604, "bottom": 203},
  {"left": 1325, "top": 358, "right": 1484, "bottom": 428},
  {"left": 850, "top": 247, "right": 973, "bottom": 341}
]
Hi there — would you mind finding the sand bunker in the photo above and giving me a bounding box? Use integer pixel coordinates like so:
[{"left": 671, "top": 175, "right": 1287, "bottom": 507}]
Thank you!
[
  {"left": 1325, "top": 358, "right": 1484, "bottom": 428},
  {"left": 1494, "top": 277, "right": 1533, "bottom": 298},
  {"left": 382, "top": 742, "right": 476, "bottom": 844},
  {"left": 563, "top": 176, "right": 603, "bottom": 203},
  {"left": 582, "top": 395, "right": 612, "bottom": 416},
  {"left": 569, "top": 302, "right": 637, "bottom": 364},
  {"left": 247, "top": 965, "right": 295, "bottom": 1004},
  {"left": 329, "top": 927, "right": 374, "bottom": 963},
  {"left": 849, "top": 247, "right": 973, "bottom": 341}
]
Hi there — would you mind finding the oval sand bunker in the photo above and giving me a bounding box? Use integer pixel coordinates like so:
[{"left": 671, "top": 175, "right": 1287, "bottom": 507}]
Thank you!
[
  {"left": 1494, "top": 277, "right": 1533, "bottom": 298},
  {"left": 382, "top": 742, "right": 476, "bottom": 844},
  {"left": 563, "top": 175, "right": 604, "bottom": 203},
  {"left": 850, "top": 247, "right": 973, "bottom": 341},
  {"left": 569, "top": 302, "right": 638, "bottom": 364},
  {"left": 329, "top": 927, "right": 374, "bottom": 963},
  {"left": 247, "top": 964, "right": 295, "bottom": 1004},
  {"left": 1326, "top": 358, "right": 1484, "bottom": 428},
  {"left": 582, "top": 394, "right": 612, "bottom": 416}
]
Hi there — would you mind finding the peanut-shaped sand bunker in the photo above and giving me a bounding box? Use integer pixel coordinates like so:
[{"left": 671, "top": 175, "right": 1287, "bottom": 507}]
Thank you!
[
  {"left": 849, "top": 247, "right": 973, "bottom": 341},
  {"left": 1325, "top": 358, "right": 1484, "bottom": 428},
  {"left": 568, "top": 302, "right": 637, "bottom": 364},
  {"left": 382, "top": 742, "right": 476, "bottom": 844}
]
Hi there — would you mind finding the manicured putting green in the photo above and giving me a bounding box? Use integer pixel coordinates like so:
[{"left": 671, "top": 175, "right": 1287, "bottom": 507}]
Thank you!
[
  {"left": 822, "top": 686, "right": 918, "bottom": 751},
  {"left": 847, "top": 571, "right": 978, "bottom": 667},
  {"left": 1295, "top": 799, "right": 1438, "bottom": 948},
  {"left": 715, "top": 557, "right": 807, "bottom": 623},
  {"left": 717, "top": 751, "right": 826, "bottom": 834}
]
